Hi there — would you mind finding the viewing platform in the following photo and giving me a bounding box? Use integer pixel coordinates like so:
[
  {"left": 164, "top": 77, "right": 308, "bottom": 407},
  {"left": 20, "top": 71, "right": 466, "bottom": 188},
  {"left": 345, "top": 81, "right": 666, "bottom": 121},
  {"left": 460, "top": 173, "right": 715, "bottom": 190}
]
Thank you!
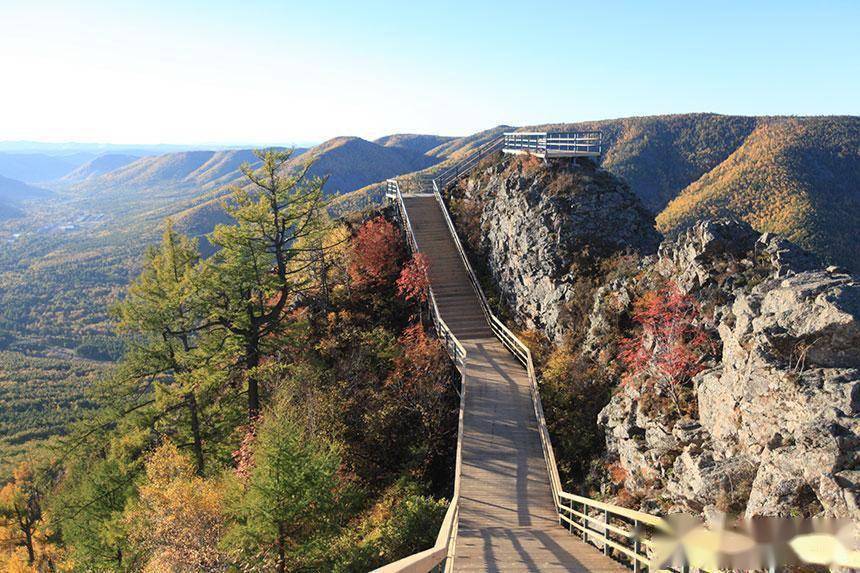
[{"left": 503, "top": 131, "right": 602, "bottom": 158}]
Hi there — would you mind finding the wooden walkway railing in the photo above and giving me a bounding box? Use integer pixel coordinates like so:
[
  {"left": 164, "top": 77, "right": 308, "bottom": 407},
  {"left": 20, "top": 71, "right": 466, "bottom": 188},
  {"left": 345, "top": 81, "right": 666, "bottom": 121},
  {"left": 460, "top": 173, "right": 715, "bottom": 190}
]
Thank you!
[
  {"left": 376, "top": 132, "right": 860, "bottom": 573},
  {"left": 374, "top": 179, "right": 463, "bottom": 573},
  {"left": 425, "top": 173, "right": 669, "bottom": 572},
  {"left": 374, "top": 136, "right": 672, "bottom": 572}
]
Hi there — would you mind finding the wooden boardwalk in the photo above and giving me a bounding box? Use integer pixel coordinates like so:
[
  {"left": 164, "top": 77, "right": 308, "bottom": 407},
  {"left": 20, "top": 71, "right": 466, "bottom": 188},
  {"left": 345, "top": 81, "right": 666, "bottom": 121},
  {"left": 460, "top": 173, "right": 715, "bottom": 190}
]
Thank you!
[{"left": 404, "top": 195, "right": 626, "bottom": 572}]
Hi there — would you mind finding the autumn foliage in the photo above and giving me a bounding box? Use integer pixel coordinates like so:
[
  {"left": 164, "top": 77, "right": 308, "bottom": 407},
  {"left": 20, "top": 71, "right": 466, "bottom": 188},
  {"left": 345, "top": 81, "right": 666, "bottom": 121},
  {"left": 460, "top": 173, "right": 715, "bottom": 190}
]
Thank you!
[
  {"left": 396, "top": 253, "right": 430, "bottom": 304},
  {"left": 348, "top": 216, "right": 404, "bottom": 288},
  {"left": 620, "top": 282, "right": 713, "bottom": 417}
]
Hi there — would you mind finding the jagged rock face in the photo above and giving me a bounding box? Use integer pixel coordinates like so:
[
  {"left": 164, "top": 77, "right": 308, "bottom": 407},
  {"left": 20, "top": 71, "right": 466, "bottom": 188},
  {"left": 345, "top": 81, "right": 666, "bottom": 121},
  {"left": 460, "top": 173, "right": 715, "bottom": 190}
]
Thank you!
[
  {"left": 459, "top": 155, "right": 860, "bottom": 518},
  {"left": 698, "top": 269, "right": 860, "bottom": 517},
  {"left": 598, "top": 219, "right": 860, "bottom": 518},
  {"left": 460, "top": 158, "right": 660, "bottom": 342}
]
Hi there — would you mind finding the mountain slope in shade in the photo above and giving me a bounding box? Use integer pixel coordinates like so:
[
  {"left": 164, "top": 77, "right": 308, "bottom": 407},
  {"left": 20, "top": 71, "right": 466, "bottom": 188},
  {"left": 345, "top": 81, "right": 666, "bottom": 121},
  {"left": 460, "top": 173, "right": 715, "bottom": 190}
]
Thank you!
[
  {"left": 0, "top": 201, "right": 22, "bottom": 220},
  {"left": 0, "top": 175, "right": 53, "bottom": 220},
  {"left": 374, "top": 133, "right": 456, "bottom": 155},
  {"left": 174, "top": 137, "right": 443, "bottom": 236},
  {"left": 657, "top": 116, "right": 860, "bottom": 271},
  {"left": 0, "top": 153, "right": 90, "bottom": 182},
  {"left": 77, "top": 149, "right": 259, "bottom": 192},
  {"left": 58, "top": 153, "right": 140, "bottom": 183},
  {"left": 293, "top": 136, "right": 440, "bottom": 195},
  {"left": 0, "top": 174, "right": 54, "bottom": 202},
  {"left": 328, "top": 126, "right": 513, "bottom": 215},
  {"left": 426, "top": 125, "right": 511, "bottom": 159}
]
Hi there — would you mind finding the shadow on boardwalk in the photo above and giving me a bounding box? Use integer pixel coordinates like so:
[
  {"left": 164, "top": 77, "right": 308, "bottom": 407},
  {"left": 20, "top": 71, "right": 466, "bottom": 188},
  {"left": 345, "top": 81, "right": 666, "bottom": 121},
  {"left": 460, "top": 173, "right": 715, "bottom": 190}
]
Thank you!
[{"left": 403, "top": 195, "right": 627, "bottom": 572}]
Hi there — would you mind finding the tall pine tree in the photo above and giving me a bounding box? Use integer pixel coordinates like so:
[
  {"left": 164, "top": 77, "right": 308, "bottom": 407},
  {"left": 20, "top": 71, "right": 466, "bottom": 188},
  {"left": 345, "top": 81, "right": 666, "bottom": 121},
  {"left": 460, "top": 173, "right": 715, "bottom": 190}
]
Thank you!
[{"left": 195, "top": 149, "right": 328, "bottom": 419}]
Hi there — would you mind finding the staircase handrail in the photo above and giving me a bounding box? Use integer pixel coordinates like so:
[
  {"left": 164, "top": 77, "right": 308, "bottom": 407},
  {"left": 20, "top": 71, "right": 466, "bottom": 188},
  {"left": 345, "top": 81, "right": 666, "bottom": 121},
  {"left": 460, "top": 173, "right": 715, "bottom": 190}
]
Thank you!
[
  {"left": 430, "top": 178, "right": 564, "bottom": 510},
  {"left": 433, "top": 135, "right": 505, "bottom": 190},
  {"left": 381, "top": 140, "right": 670, "bottom": 572},
  {"left": 380, "top": 146, "right": 860, "bottom": 573},
  {"left": 430, "top": 169, "right": 671, "bottom": 571},
  {"left": 372, "top": 180, "right": 465, "bottom": 573}
]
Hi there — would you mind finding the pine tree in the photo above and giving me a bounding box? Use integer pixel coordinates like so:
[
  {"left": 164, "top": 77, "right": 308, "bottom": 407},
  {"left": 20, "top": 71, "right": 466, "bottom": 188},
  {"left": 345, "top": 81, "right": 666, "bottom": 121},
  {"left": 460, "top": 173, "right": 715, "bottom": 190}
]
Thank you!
[
  {"left": 113, "top": 221, "right": 209, "bottom": 474},
  {"left": 225, "top": 401, "right": 341, "bottom": 573},
  {"left": 195, "top": 149, "right": 328, "bottom": 419}
]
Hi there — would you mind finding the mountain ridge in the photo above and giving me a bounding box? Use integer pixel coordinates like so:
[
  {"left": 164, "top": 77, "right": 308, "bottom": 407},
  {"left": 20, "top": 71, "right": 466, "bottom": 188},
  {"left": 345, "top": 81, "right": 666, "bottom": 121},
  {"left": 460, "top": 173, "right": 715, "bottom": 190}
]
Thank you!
[{"left": 58, "top": 153, "right": 141, "bottom": 184}]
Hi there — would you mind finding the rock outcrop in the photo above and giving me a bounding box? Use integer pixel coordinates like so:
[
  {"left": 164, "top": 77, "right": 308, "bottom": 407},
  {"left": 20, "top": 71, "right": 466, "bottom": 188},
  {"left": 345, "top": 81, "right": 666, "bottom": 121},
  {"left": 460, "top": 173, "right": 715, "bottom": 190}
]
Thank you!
[
  {"left": 600, "top": 220, "right": 860, "bottom": 518},
  {"left": 454, "top": 156, "right": 660, "bottom": 342},
  {"left": 455, "top": 155, "right": 860, "bottom": 519}
]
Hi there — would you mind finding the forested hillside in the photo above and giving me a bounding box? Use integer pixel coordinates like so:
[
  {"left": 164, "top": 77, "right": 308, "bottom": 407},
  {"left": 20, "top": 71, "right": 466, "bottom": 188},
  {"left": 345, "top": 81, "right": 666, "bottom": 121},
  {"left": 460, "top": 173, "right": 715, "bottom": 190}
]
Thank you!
[
  {"left": 535, "top": 114, "right": 860, "bottom": 270},
  {"left": 0, "top": 151, "right": 457, "bottom": 571},
  {"left": 329, "top": 126, "right": 511, "bottom": 214},
  {"left": 657, "top": 116, "right": 860, "bottom": 269},
  {"left": 2, "top": 113, "right": 857, "bottom": 521},
  {"left": 338, "top": 115, "right": 860, "bottom": 271},
  {"left": 374, "top": 133, "right": 455, "bottom": 154},
  {"left": 0, "top": 136, "right": 451, "bottom": 470},
  {"left": 534, "top": 114, "right": 758, "bottom": 213},
  {"left": 58, "top": 153, "right": 149, "bottom": 184}
]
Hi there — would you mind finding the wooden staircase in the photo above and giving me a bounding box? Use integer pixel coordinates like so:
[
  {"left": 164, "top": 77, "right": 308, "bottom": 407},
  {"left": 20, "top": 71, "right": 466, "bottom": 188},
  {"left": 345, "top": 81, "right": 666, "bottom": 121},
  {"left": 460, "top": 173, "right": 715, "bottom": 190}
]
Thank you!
[
  {"left": 402, "top": 196, "right": 491, "bottom": 341},
  {"left": 403, "top": 194, "right": 626, "bottom": 572}
]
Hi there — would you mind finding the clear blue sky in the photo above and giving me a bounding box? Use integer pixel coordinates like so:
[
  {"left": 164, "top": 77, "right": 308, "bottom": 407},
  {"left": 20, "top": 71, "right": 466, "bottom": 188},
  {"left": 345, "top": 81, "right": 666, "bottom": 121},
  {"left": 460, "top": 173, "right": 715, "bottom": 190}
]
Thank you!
[{"left": 1, "top": 0, "right": 857, "bottom": 145}]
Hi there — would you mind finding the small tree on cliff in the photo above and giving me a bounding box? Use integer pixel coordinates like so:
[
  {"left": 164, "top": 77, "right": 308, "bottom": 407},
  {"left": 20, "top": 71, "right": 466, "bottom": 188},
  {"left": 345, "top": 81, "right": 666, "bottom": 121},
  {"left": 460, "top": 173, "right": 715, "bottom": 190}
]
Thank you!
[
  {"left": 620, "top": 281, "right": 713, "bottom": 418},
  {"left": 224, "top": 402, "right": 341, "bottom": 573},
  {"left": 195, "top": 149, "right": 328, "bottom": 420},
  {"left": 0, "top": 462, "right": 58, "bottom": 569}
]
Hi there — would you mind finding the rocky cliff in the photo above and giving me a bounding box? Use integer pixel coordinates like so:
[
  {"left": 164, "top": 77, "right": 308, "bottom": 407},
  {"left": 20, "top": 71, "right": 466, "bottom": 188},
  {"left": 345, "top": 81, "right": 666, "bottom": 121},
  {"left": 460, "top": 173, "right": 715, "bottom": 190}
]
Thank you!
[
  {"left": 452, "top": 155, "right": 860, "bottom": 520},
  {"left": 601, "top": 221, "right": 860, "bottom": 519},
  {"left": 449, "top": 154, "right": 660, "bottom": 342}
]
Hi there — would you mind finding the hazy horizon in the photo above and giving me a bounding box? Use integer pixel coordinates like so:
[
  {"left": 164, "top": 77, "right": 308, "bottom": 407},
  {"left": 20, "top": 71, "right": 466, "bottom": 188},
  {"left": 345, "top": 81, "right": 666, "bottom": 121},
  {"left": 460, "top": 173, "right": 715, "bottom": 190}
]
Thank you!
[{"left": 4, "top": 111, "right": 860, "bottom": 151}]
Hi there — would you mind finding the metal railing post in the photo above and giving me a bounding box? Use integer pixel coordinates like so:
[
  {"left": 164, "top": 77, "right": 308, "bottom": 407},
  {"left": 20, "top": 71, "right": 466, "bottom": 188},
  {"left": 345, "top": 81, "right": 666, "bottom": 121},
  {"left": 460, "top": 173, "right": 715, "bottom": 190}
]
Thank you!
[
  {"left": 582, "top": 502, "right": 588, "bottom": 541},
  {"left": 566, "top": 499, "right": 572, "bottom": 533}
]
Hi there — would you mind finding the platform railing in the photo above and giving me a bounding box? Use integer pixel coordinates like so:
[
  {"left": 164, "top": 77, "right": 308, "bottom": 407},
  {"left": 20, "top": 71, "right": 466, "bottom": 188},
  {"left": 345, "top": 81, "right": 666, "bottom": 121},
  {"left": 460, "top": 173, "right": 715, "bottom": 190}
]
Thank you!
[
  {"left": 430, "top": 159, "right": 671, "bottom": 571},
  {"left": 378, "top": 137, "right": 666, "bottom": 572},
  {"left": 503, "top": 131, "right": 602, "bottom": 157},
  {"left": 433, "top": 135, "right": 505, "bottom": 190}
]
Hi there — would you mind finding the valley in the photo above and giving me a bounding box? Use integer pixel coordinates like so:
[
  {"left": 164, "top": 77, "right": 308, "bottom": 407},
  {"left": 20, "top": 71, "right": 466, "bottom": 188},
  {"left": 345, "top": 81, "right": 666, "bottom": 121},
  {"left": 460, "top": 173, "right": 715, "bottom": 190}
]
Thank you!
[{"left": 0, "top": 133, "right": 461, "bottom": 467}]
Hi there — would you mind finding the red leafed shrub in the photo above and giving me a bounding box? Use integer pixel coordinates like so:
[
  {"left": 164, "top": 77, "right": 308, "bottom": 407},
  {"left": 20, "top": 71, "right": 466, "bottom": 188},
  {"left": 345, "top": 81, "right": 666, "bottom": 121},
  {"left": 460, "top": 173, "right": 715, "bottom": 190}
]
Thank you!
[
  {"left": 620, "top": 281, "right": 713, "bottom": 417},
  {"left": 386, "top": 324, "right": 450, "bottom": 425},
  {"left": 396, "top": 253, "right": 430, "bottom": 304},
  {"left": 607, "top": 462, "right": 628, "bottom": 486},
  {"left": 348, "top": 216, "right": 404, "bottom": 288}
]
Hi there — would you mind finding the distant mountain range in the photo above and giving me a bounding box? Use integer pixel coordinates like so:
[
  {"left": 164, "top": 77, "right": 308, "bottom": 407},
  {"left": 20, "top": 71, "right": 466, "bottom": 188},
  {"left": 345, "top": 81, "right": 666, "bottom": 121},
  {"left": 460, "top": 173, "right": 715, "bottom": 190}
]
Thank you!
[
  {"left": 334, "top": 115, "right": 860, "bottom": 271},
  {"left": 0, "top": 117, "right": 856, "bottom": 463},
  {"left": 0, "top": 153, "right": 96, "bottom": 183},
  {"left": 374, "top": 133, "right": 455, "bottom": 155},
  {"left": 3, "top": 116, "right": 857, "bottom": 270},
  {"left": 0, "top": 175, "right": 53, "bottom": 219},
  {"left": 331, "top": 126, "right": 512, "bottom": 213},
  {"left": 58, "top": 154, "right": 140, "bottom": 183}
]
